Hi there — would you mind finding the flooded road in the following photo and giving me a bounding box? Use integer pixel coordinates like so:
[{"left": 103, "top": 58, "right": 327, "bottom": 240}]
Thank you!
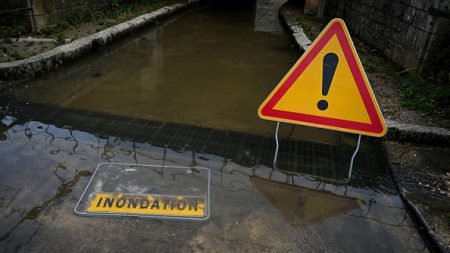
[
  {"left": 14, "top": 0, "right": 295, "bottom": 137},
  {"left": 0, "top": 0, "right": 429, "bottom": 252}
]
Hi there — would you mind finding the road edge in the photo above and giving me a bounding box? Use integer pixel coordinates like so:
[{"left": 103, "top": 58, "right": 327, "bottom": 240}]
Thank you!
[{"left": 381, "top": 144, "right": 449, "bottom": 253}]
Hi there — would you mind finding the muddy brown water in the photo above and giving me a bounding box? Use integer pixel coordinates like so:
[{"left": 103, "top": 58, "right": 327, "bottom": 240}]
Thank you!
[
  {"left": 0, "top": 0, "right": 429, "bottom": 252},
  {"left": 13, "top": 1, "right": 296, "bottom": 138}
]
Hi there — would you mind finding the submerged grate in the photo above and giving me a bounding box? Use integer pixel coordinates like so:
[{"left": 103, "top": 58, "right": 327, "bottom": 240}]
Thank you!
[{"left": 2, "top": 101, "right": 355, "bottom": 181}]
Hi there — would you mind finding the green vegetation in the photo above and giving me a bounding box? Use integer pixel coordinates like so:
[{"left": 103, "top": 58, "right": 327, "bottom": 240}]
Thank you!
[
  {"left": 400, "top": 72, "right": 450, "bottom": 118},
  {"left": 1, "top": 0, "right": 176, "bottom": 62},
  {"left": 57, "top": 21, "right": 70, "bottom": 30},
  {"left": 0, "top": 25, "right": 27, "bottom": 38},
  {"left": 62, "top": 0, "right": 173, "bottom": 28},
  {"left": 12, "top": 50, "right": 23, "bottom": 60},
  {"left": 1, "top": 45, "right": 23, "bottom": 60},
  {"left": 1, "top": 0, "right": 175, "bottom": 39},
  {"left": 294, "top": 15, "right": 329, "bottom": 41},
  {"left": 301, "top": 15, "right": 329, "bottom": 30},
  {"left": 294, "top": 18, "right": 313, "bottom": 39},
  {"left": 0, "top": 46, "right": 23, "bottom": 60},
  {"left": 361, "top": 49, "right": 450, "bottom": 119},
  {"left": 360, "top": 58, "right": 379, "bottom": 73},
  {"left": 38, "top": 27, "right": 57, "bottom": 36},
  {"left": 55, "top": 34, "right": 66, "bottom": 45}
]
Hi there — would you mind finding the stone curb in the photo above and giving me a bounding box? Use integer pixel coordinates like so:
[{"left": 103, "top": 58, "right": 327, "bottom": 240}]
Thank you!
[
  {"left": 0, "top": 1, "right": 200, "bottom": 81},
  {"left": 384, "top": 147, "right": 450, "bottom": 253},
  {"left": 386, "top": 119, "right": 450, "bottom": 145},
  {"left": 278, "top": 8, "right": 311, "bottom": 52},
  {"left": 402, "top": 194, "right": 449, "bottom": 253},
  {"left": 278, "top": 7, "right": 450, "bottom": 146}
]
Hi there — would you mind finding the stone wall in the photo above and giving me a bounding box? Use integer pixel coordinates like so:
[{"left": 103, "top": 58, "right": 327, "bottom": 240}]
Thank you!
[
  {"left": 31, "top": 0, "right": 109, "bottom": 30},
  {"left": 0, "top": 0, "right": 109, "bottom": 31},
  {"left": 325, "top": 0, "right": 449, "bottom": 84},
  {"left": 0, "top": 0, "right": 34, "bottom": 29}
]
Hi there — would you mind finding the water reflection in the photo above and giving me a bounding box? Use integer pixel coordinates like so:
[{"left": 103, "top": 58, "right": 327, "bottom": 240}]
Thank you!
[
  {"left": 13, "top": 2, "right": 296, "bottom": 137},
  {"left": 0, "top": 105, "right": 427, "bottom": 252},
  {"left": 1, "top": 99, "right": 396, "bottom": 189},
  {"left": 251, "top": 177, "right": 363, "bottom": 227}
]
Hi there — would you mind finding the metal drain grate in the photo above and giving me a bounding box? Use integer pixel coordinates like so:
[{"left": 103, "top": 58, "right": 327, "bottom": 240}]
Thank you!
[{"left": 2, "top": 101, "right": 357, "bottom": 181}]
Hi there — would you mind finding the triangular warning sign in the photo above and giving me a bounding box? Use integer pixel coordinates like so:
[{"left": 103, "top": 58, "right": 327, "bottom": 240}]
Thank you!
[{"left": 258, "top": 18, "right": 386, "bottom": 137}]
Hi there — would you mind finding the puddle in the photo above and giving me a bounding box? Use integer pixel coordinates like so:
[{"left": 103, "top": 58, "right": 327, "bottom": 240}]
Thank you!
[
  {"left": 0, "top": 0, "right": 429, "bottom": 252},
  {"left": 250, "top": 176, "right": 364, "bottom": 227}
]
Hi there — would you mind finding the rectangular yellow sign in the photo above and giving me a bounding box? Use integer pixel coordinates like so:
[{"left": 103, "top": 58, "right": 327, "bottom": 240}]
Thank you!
[{"left": 87, "top": 193, "right": 206, "bottom": 217}]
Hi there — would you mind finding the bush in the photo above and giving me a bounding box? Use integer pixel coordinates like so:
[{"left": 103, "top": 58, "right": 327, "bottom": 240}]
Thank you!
[
  {"left": 57, "top": 21, "right": 70, "bottom": 29},
  {"left": 0, "top": 25, "right": 27, "bottom": 38},
  {"left": 400, "top": 72, "right": 450, "bottom": 118},
  {"left": 55, "top": 34, "right": 66, "bottom": 45}
]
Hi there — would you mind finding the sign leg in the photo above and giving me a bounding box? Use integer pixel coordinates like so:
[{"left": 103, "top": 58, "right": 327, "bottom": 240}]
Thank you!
[
  {"left": 347, "top": 134, "right": 361, "bottom": 182},
  {"left": 273, "top": 121, "right": 280, "bottom": 168}
]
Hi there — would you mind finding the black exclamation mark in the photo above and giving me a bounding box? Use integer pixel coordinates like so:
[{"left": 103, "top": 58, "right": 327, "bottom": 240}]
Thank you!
[{"left": 317, "top": 53, "right": 339, "bottom": 111}]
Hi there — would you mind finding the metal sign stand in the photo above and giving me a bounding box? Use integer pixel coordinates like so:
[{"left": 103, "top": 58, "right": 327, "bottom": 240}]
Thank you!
[
  {"left": 272, "top": 121, "right": 362, "bottom": 182},
  {"left": 273, "top": 121, "right": 281, "bottom": 166},
  {"left": 347, "top": 134, "right": 361, "bottom": 182}
]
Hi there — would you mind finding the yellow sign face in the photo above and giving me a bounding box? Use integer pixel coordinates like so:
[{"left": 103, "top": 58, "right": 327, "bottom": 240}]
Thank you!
[
  {"left": 87, "top": 193, "right": 206, "bottom": 218},
  {"left": 258, "top": 18, "right": 386, "bottom": 137}
]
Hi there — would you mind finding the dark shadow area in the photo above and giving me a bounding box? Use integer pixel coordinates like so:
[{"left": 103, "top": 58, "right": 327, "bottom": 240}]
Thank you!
[{"left": 0, "top": 91, "right": 395, "bottom": 193}]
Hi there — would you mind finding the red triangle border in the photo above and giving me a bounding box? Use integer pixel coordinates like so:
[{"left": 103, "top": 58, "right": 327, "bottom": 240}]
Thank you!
[{"left": 260, "top": 21, "right": 384, "bottom": 135}]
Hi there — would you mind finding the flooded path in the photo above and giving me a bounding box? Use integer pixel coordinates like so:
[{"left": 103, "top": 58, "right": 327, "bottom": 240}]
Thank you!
[
  {"left": 1, "top": 0, "right": 428, "bottom": 252},
  {"left": 13, "top": 0, "right": 295, "bottom": 137}
]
